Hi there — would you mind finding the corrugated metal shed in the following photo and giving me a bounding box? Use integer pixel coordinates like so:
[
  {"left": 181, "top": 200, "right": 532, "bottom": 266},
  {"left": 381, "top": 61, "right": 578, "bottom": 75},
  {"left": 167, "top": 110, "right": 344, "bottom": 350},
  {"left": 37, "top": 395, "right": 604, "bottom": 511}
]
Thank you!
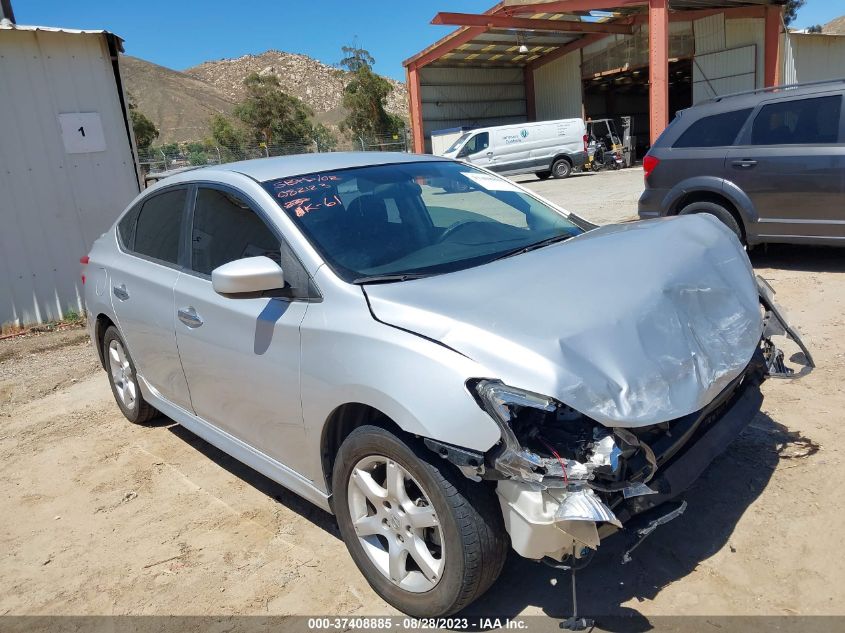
[
  {"left": 418, "top": 66, "right": 527, "bottom": 152},
  {"left": 782, "top": 32, "right": 845, "bottom": 85},
  {"left": 0, "top": 23, "right": 140, "bottom": 327},
  {"left": 533, "top": 50, "right": 582, "bottom": 119}
]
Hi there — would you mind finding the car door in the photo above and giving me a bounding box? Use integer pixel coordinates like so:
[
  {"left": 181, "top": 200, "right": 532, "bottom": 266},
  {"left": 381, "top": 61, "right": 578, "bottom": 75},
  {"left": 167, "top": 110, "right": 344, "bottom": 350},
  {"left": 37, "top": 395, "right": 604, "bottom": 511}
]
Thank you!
[
  {"left": 172, "top": 184, "right": 313, "bottom": 476},
  {"left": 110, "top": 186, "right": 193, "bottom": 411},
  {"left": 726, "top": 92, "right": 845, "bottom": 241},
  {"left": 457, "top": 132, "right": 493, "bottom": 169}
]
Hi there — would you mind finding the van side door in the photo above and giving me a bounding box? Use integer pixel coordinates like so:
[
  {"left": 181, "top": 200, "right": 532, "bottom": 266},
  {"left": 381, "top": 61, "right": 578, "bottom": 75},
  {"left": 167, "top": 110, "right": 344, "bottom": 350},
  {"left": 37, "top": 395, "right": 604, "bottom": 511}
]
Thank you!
[{"left": 726, "top": 92, "right": 845, "bottom": 243}]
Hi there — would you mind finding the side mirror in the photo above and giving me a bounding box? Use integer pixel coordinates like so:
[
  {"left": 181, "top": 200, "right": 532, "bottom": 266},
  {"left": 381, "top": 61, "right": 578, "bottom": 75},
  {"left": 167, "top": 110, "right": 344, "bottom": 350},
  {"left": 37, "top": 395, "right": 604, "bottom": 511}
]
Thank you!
[
  {"left": 211, "top": 256, "right": 285, "bottom": 297},
  {"left": 457, "top": 146, "right": 470, "bottom": 158}
]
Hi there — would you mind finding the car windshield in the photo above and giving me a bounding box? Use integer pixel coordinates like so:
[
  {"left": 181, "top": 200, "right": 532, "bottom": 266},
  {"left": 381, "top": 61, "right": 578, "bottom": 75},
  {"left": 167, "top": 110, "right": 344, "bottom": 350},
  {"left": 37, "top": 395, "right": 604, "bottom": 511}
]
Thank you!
[
  {"left": 263, "top": 160, "right": 584, "bottom": 283},
  {"left": 444, "top": 133, "right": 471, "bottom": 154}
]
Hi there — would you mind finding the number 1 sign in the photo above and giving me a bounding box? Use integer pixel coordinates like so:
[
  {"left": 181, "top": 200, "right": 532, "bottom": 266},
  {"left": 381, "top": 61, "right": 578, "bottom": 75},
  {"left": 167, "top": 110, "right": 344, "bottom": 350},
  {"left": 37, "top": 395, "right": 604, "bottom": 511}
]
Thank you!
[{"left": 58, "top": 112, "right": 107, "bottom": 153}]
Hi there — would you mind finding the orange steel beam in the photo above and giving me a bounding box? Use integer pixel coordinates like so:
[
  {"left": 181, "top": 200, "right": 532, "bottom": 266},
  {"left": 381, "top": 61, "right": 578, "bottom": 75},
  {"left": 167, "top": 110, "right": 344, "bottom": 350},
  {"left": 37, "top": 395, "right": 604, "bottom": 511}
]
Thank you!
[
  {"left": 764, "top": 4, "right": 782, "bottom": 87},
  {"left": 500, "top": 0, "right": 645, "bottom": 15},
  {"left": 526, "top": 32, "right": 608, "bottom": 72},
  {"left": 431, "top": 12, "right": 633, "bottom": 35},
  {"left": 648, "top": 0, "right": 669, "bottom": 145},
  {"left": 630, "top": 5, "right": 765, "bottom": 23},
  {"left": 406, "top": 66, "right": 425, "bottom": 153},
  {"left": 405, "top": 26, "right": 488, "bottom": 70}
]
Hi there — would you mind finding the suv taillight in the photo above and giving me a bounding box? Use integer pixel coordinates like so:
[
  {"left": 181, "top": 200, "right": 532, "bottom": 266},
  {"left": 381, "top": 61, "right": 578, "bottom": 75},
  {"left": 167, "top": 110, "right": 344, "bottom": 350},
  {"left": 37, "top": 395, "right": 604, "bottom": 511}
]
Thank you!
[
  {"left": 583, "top": 134, "right": 589, "bottom": 153},
  {"left": 643, "top": 155, "right": 660, "bottom": 180}
]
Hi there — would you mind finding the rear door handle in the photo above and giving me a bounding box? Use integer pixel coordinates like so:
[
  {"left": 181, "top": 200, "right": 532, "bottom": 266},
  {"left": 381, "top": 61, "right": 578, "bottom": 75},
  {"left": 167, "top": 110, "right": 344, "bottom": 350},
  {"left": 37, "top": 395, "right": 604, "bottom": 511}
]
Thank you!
[
  {"left": 732, "top": 159, "right": 758, "bottom": 169},
  {"left": 177, "top": 306, "right": 203, "bottom": 328},
  {"left": 112, "top": 284, "right": 129, "bottom": 301}
]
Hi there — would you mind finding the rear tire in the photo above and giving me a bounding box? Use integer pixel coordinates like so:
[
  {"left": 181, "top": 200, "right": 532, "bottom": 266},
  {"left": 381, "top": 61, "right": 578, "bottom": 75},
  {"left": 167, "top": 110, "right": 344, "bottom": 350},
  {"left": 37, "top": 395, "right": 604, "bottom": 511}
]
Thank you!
[
  {"left": 551, "top": 158, "right": 572, "bottom": 179},
  {"left": 678, "top": 200, "right": 744, "bottom": 243},
  {"left": 103, "top": 326, "right": 159, "bottom": 424},
  {"left": 536, "top": 170, "right": 551, "bottom": 180},
  {"left": 332, "top": 425, "right": 508, "bottom": 617}
]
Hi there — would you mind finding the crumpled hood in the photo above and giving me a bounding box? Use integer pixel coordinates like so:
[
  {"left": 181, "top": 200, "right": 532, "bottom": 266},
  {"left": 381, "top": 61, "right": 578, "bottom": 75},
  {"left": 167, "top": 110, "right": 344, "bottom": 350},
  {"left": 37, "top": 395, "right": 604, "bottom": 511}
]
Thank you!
[{"left": 364, "top": 215, "right": 763, "bottom": 427}]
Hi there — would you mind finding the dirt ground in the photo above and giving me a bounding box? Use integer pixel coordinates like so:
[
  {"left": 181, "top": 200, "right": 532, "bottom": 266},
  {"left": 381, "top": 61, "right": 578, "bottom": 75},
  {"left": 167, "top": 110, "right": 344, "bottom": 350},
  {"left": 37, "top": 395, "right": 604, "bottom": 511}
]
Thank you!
[{"left": 1, "top": 169, "right": 843, "bottom": 620}]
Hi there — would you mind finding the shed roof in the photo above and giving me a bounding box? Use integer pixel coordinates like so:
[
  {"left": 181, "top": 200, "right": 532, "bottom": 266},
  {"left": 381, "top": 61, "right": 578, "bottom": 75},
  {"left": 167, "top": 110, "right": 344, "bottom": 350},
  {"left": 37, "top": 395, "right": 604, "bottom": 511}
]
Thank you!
[
  {"left": 404, "top": 0, "right": 786, "bottom": 70},
  {"left": 0, "top": 19, "right": 124, "bottom": 51}
]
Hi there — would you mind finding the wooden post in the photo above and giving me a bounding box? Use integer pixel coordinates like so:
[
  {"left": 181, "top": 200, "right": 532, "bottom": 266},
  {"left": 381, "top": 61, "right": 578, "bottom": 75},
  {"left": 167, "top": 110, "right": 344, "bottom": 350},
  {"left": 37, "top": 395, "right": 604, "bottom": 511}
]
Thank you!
[{"left": 407, "top": 65, "right": 425, "bottom": 154}]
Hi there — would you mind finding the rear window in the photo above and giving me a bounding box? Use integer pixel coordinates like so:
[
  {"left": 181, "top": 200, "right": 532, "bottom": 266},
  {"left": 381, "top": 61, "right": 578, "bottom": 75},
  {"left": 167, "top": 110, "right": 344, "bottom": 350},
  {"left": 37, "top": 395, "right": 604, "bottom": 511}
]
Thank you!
[
  {"left": 132, "top": 188, "right": 186, "bottom": 265},
  {"left": 751, "top": 95, "right": 842, "bottom": 145},
  {"left": 673, "top": 109, "right": 752, "bottom": 148}
]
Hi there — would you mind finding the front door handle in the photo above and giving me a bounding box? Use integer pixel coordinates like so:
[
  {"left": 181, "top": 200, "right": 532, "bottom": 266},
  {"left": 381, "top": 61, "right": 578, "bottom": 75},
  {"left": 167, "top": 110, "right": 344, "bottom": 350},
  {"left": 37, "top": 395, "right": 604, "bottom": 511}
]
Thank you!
[
  {"left": 732, "top": 159, "right": 758, "bottom": 169},
  {"left": 112, "top": 284, "right": 129, "bottom": 301},
  {"left": 177, "top": 307, "right": 203, "bottom": 328}
]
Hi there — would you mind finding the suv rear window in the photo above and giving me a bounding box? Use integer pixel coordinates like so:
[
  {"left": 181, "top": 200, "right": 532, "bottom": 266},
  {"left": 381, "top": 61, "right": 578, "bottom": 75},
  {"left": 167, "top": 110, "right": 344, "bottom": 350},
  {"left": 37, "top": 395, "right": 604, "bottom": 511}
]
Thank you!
[
  {"left": 673, "top": 109, "right": 752, "bottom": 148},
  {"left": 751, "top": 95, "right": 842, "bottom": 145}
]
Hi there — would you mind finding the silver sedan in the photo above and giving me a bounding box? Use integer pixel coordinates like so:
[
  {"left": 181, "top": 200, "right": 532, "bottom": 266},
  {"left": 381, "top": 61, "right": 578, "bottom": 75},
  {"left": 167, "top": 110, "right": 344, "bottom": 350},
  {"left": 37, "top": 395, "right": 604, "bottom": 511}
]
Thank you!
[{"left": 83, "top": 152, "right": 811, "bottom": 617}]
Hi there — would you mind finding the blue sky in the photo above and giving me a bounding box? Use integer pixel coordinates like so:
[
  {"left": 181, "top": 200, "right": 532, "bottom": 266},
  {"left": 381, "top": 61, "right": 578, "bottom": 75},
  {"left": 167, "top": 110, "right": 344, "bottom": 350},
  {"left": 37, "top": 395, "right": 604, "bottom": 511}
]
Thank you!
[{"left": 16, "top": 1, "right": 844, "bottom": 81}]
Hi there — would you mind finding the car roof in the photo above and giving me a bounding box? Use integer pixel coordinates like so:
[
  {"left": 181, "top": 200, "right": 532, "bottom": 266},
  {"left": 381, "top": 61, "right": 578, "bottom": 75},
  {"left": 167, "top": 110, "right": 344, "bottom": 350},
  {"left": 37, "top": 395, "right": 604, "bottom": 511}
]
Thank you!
[
  {"left": 682, "top": 80, "right": 845, "bottom": 118},
  {"left": 168, "top": 152, "right": 447, "bottom": 185}
]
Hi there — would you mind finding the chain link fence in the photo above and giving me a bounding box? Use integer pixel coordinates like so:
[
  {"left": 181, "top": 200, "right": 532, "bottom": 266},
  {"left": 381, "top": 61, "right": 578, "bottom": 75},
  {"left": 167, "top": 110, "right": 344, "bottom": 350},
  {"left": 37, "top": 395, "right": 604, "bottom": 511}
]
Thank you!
[{"left": 137, "top": 131, "right": 411, "bottom": 177}]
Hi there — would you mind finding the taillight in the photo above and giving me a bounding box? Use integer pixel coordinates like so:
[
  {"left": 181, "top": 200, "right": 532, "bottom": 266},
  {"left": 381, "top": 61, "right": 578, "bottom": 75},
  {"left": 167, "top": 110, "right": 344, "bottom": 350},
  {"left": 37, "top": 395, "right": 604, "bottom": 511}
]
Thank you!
[
  {"left": 583, "top": 134, "right": 589, "bottom": 153},
  {"left": 80, "top": 255, "right": 89, "bottom": 284},
  {"left": 643, "top": 155, "right": 660, "bottom": 180}
]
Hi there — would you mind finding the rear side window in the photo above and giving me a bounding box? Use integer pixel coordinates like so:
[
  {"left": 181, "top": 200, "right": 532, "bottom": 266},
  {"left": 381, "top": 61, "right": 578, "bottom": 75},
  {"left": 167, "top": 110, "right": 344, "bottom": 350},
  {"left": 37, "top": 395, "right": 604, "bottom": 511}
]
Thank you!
[
  {"left": 191, "top": 187, "right": 280, "bottom": 276},
  {"left": 751, "top": 95, "right": 842, "bottom": 145},
  {"left": 673, "top": 109, "right": 752, "bottom": 148},
  {"left": 132, "top": 188, "right": 186, "bottom": 264}
]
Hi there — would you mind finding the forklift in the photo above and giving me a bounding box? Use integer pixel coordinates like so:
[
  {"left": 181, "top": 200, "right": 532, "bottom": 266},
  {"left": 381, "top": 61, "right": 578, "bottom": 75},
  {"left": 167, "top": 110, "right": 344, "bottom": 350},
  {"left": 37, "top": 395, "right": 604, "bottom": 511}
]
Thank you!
[{"left": 583, "top": 117, "right": 635, "bottom": 171}]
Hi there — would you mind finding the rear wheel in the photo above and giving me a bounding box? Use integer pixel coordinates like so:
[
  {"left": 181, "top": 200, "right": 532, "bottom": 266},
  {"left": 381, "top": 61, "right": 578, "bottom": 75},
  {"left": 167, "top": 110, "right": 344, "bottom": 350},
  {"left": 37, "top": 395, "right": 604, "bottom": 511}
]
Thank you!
[
  {"left": 332, "top": 426, "right": 507, "bottom": 617},
  {"left": 103, "top": 326, "right": 158, "bottom": 424},
  {"left": 551, "top": 158, "right": 572, "bottom": 179},
  {"left": 678, "top": 200, "right": 743, "bottom": 243},
  {"left": 536, "top": 170, "right": 551, "bottom": 180}
]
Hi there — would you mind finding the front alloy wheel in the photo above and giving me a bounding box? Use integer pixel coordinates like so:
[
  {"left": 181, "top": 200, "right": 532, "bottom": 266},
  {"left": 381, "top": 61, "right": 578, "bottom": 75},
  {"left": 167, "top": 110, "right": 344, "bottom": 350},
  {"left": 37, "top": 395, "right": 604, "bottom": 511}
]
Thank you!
[
  {"left": 347, "top": 455, "right": 444, "bottom": 592},
  {"left": 333, "top": 425, "right": 508, "bottom": 617}
]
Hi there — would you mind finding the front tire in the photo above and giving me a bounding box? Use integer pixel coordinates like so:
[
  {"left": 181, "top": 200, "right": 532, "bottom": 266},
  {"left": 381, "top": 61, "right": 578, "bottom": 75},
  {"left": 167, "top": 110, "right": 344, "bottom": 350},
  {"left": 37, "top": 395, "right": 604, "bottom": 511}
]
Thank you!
[
  {"left": 332, "top": 426, "right": 507, "bottom": 617},
  {"left": 551, "top": 158, "right": 572, "bottom": 179},
  {"left": 103, "top": 326, "right": 159, "bottom": 424}
]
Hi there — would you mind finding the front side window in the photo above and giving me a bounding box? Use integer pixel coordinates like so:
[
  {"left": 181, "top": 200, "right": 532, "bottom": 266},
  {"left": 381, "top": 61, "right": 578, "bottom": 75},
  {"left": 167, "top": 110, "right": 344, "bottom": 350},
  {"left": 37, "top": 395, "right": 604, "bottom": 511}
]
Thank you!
[
  {"left": 132, "top": 188, "right": 186, "bottom": 264},
  {"left": 751, "top": 95, "right": 842, "bottom": 145},
  {"left": 673, "top": 109, "right": 752, "bottom": 148},
  {"left": 263, "top": 161, "right": 583, "bottom": 283},
  {"left": 191, "top": 188, "right": 280, "bottom": 276},
  {"left": 459, "top": 132, "right": 489, "bottom": 156}
]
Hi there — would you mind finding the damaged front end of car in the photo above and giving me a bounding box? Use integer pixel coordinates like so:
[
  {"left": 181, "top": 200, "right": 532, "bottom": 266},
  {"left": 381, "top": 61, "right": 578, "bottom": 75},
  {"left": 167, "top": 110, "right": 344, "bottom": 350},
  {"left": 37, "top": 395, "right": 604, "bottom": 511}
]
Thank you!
[{"left": 432, "top": 277, "right": 814, "bottom": 568}]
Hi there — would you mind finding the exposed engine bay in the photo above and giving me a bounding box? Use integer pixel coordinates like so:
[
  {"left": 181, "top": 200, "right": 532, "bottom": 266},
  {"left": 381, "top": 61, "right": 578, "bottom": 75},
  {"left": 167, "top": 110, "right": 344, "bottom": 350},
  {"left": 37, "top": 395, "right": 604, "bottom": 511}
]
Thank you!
[{"left": 427, "top": 279, "right": 814, "bottom": 566}]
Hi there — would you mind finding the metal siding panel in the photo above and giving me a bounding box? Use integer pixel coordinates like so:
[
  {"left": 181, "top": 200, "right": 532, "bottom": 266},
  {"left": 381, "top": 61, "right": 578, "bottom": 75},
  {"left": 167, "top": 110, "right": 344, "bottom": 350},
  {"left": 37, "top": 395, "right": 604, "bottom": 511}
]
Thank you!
[
  {"left": 419, "top": 66, "right": 526, "bottom": 139},
  {"left": 693, "top": 45, "right": 756, "bottom": 103},
  {"left": 781, "top": 32, "right": 798, "bottom": 86},
  {"left": 0, "top": 29, "right": 139, "bottom": 326},
  {"left": 726, "top": 18, "right": 765, "bottom": 88},
  {"left": 694, "top": 13, "right": 726, "bottom": 55},
  {"left": 533, "top": 50, "right": 582, "bottom": 120},
  {"left": 786, "top": 33, "right": 845, "bottom": 84}
]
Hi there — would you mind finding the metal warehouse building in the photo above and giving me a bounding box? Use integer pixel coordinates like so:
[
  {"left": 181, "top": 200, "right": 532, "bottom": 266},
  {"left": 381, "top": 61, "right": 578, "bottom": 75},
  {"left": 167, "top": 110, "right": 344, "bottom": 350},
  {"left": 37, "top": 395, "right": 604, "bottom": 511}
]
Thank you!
[
  {"left": 0, "top": 18, "right": 141, "bottom": 328},
  {"left": 404, "top": 0, "right": 845, "bottom": 155}
]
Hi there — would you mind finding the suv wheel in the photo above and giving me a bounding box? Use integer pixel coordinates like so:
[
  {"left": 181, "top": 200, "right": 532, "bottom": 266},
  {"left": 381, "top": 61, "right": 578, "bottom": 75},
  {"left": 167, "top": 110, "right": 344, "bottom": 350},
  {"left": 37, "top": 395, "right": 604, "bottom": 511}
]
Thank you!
[
  {"left": 332, "top": 425, "right": 508, "bottom": 617},
  {"left": 551, "top": 158, "right": 572, "bottom": 179},
  {"left": 103, "top": 326, "right": 159, "bottom": 424},
  {"left": 679, "top": 200, "right": 743, "bottom": 243}
]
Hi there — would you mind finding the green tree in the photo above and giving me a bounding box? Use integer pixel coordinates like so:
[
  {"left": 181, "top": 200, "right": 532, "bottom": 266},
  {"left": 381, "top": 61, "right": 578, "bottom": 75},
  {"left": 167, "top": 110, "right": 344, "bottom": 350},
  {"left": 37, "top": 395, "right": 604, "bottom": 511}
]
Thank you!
[
  {"left": 339, "top": 46, "right": 403, "bottom": 145},
  {"left": 129, "top": 108, "right": 159, "bottom": 150},
  {"left": 313, "top": 123, "right": 338, "bottom": 152},
  {"left": 234, "top": 73, "right": 315, "bottom": 149},
  {"left": 807, "top": 24, "right": 823, "bottom": 33},
  {"left": 210, "top": 114, "right": 249, "bottom": 160},
  {"left": 784, "top": 0, "right": 805, "bottom": 26}
]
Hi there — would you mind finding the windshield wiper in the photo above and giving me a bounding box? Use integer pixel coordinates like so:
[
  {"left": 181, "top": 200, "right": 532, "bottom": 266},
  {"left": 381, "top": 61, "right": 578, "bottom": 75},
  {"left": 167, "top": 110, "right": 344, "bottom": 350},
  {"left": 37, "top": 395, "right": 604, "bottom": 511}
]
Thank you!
[
  {"left": 352, "top": 273, "right": 432, "bottom": 285},
  {"left": 489, "top": 233, "right": 575, "bottom": 263}
]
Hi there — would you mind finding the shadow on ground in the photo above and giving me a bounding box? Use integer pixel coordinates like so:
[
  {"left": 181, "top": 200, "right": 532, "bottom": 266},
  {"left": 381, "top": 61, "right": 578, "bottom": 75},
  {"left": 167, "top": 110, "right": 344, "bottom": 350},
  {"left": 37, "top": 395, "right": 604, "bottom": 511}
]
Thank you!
[
  {"left": 161, "top": 409, "right": 817, "bottom": 628},
  {"left": 750, "top": 243, "right": 845, "bottom": 274}
]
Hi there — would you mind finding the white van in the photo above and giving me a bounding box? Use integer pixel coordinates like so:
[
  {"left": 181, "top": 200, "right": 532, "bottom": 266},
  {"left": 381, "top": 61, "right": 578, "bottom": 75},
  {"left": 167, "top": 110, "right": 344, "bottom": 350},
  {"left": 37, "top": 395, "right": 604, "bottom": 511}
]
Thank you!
[{"left": 440, "top": 118, "right": 588, "bottom": 179}]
